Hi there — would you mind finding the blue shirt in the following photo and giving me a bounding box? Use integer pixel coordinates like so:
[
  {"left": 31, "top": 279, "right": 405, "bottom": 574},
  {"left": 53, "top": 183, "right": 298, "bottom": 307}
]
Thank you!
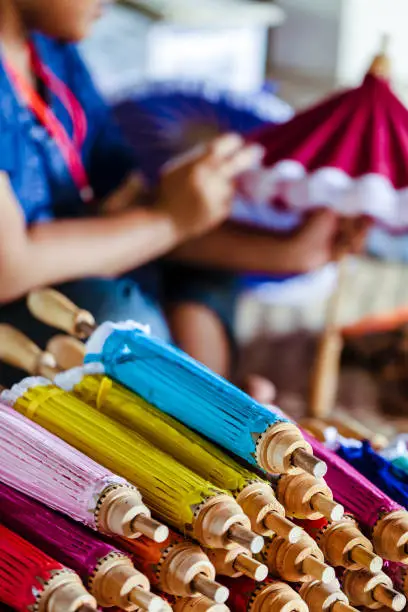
[{"left": 0, "top": 33, "right": 136, "bottom": 224}]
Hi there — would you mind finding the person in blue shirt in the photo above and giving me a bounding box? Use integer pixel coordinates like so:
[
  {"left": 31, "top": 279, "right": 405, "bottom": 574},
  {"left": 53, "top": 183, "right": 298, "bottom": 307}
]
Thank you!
[{"left": 0, "top": 0, "right": 342, "bottom": 393}]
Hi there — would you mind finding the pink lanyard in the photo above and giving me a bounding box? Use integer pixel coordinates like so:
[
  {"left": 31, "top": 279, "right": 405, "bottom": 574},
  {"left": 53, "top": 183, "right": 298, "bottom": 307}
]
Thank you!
[{"left": 5, "top": 42, "right": 94, "bottom": 203}]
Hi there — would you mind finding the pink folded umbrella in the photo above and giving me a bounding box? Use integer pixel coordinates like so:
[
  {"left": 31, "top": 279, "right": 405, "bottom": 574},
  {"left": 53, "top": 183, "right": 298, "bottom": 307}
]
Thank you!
[{"left": 0, "top": 403, "right": 165, "bottom": 541}]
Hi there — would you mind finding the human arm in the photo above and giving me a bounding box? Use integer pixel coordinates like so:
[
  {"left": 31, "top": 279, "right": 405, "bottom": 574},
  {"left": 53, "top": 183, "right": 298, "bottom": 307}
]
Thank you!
[
  {"left": 0, "top": 172, "right": 183, "bottom": 303},
  {"left": 168, "top": 212, "right": 371, "bottom": 274},
  {"left": 168, "top": 211, "right": 339, "bottom": 274},
  {"left": 0, "top": 135, "right": 262, "bottom": 303}
]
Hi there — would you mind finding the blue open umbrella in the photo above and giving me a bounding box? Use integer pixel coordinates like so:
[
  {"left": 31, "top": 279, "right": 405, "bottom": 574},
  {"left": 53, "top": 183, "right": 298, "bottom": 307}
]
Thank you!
[
  {"left": 112, "top": 81, "right": 303, "bottom": 235},
  {"left": 113, "top": 81, "right": 293, "bottom": 185}
]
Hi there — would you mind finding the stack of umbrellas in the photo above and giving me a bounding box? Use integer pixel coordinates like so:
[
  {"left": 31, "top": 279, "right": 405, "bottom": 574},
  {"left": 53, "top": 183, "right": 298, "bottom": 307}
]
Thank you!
[
  {"left": 1, "top": 42, "right": 408, "bottom": 612},
  {"left": 0, "top": 287, "right": 406, "bottom": 612}
]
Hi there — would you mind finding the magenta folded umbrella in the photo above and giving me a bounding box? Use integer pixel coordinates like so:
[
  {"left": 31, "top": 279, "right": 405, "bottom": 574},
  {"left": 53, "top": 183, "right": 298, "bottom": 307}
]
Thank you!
[
  {"left": 0, "top": 482, "right": 164, "bottom": 612},
  {"left": 301, "top": 428, "right": 408, "bottom": 564}
]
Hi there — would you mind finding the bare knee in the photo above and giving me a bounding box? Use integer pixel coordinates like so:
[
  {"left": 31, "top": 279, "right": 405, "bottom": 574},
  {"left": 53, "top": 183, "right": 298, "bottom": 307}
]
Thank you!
[{"left": 167, "top": 302, "right": 231, "bottom": 378}]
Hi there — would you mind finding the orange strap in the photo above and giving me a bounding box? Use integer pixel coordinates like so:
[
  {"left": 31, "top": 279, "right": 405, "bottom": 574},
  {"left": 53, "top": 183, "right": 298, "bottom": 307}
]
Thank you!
[{"left": 4, "top": 43, "right": 93, "bottom": 203}]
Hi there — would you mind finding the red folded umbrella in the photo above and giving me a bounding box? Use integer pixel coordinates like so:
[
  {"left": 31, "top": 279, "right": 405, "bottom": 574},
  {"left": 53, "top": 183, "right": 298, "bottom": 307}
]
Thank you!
[{"left": 242, "top": 43, "right": 408, "bottom": 233}]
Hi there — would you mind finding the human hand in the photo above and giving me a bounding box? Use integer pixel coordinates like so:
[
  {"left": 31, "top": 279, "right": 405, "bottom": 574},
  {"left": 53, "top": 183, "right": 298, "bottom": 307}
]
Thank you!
[
  {"left": 157, "top": 134, "right": 264, "bottom": 240},
  {"left": 334, "top": 216, "right": 372, "bottom": 259},
  {"left": 100, "top": 173, "right": 149, "bottom": 215},
  {"left": 288, "top": 210, "right": 338, "bottom": 272},
  {"left": 290, "top": 211, "right": 372, "bottom": 272}
]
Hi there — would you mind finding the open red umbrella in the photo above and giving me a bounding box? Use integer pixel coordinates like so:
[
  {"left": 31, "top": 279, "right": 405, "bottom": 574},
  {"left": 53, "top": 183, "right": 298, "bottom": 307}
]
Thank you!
[
  {"left": 241, "top": 42, "right": 407, "bottom": 232},
  {"left": 241, "top": 40, "right": 407, "bottom": 419}
]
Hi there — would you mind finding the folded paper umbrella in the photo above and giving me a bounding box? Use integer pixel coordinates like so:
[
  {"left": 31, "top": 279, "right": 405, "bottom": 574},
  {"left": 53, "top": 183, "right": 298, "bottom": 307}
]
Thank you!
[
  {"left": 0, "top": 403, "right": 167, "bottom": 542},
  {"left": 27, "top": 288, "right": 327, "bottom": 479},
  {"left": 0, "top": 523, "right": 97, "bottom": 612},
  {"left": 0, "top": 327, "right": 168, "bottom": 543},
  {"left": 0, "top": 325, "right": 262, "bottom": 554},
  {"left": 241, "top": 37, "right": 408, "bottom": 419},
  {"left": 336, "top": 441, "right": 408, "bottom": 510},
  {"left": 301, "top": 429, "right": 408, "bottom": 564},
  {"left": 341, "top": 569, "right": 406, "bottom": 611},
  {"left": 0, "top": 483, "right": 166, "bottom": 612},
  {"left": 55, "top": 363, "right": 307, "bottom": 541},
  {"left": 116, "top": 531, "right": 231, "bottom": 602},
  {"left": 0, "top": 376, "right": 262, "bottom": 554},
  {"left": 295, "top": 516, "right": 383, "bottom": 574}
]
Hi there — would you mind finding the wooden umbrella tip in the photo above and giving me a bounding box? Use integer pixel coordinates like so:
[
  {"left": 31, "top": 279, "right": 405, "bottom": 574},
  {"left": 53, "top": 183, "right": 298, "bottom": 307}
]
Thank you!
[
  {"left": 132, "top": 515, "right": 169, "bottom": 543},
  {"left": 128, "top": 588, "right": 165, "bottom": 612},
  {"left": 234, "top": 554, "right": 269, "bottom": 582},
  {"left": 292, "top": 448, "right": 327, "bottom": 479},
  {"left": 228, "top": 523, "right": 264, "bottom": 554},
  {"left": 303, "top": 555, "right": 336, "bottom": 584},
  {"left": 368, "top": 33, "right": 391, "bottom": 79},
  {"left": 312, "top": 493, "right": 344, "bottom": 522},
  {"left": 392, "top": 593, "right": 407, "bottom": 612},
  {"left": 373, "top": 584, "right": 406, "bottom": 612},
  {"left": 192, "top": 575, "right": 230, "bottom": 605},
  {"left": 368, "top": 554, "right": 384, "bottom": 575},
  {"left": 380, "top": 33, "right": 390, "bottom": 54}
]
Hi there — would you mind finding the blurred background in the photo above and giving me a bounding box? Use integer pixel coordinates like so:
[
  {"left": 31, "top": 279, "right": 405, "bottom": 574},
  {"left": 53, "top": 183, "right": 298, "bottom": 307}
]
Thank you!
[{"left": 81, "top": 0, "right": 408, "bottom": 435}]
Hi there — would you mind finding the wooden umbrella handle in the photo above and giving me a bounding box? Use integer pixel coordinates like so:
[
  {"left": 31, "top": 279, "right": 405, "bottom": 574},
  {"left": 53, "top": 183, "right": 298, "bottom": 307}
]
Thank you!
[
  {"left": 309, "top": 328, "right": 344, "bottom": 419},
  {"left": 308, "top": 256, "right": 348, "bottom": 419},
  {"left": 0, "top": 324, "right": 59, "bottom": 379},
  {"left": 298, "top": 418, "right": 332, "bottom": 443},
  {"left": 326, "top": 414, "right": 388, "bottom": 450},
  {"left": 27, "top": 289, "right": 95, "bottom": 339},
  {"left": 46, "top": 335, "right": 86, "bottom": 371}
]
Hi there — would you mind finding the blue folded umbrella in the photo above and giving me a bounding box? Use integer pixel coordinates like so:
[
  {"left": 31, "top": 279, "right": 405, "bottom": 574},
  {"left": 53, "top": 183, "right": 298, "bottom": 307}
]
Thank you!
[{"left": 337, "top": 440, "right": 408, "bottom": 509}]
